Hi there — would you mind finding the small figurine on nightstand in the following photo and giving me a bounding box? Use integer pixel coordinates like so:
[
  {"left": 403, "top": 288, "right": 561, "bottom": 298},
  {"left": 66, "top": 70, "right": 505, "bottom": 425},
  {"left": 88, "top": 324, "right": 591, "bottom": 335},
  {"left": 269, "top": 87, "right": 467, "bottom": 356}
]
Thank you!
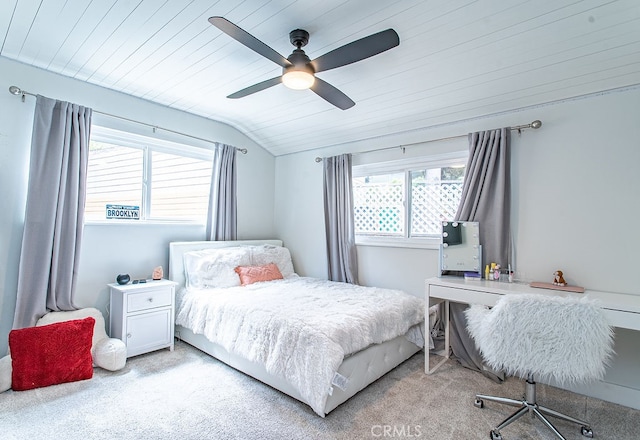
[
  {"left": 552, "top": 270, "right": 566, "bottom": 287},
  {"left": 152, "top": 266, "right": 163, "bottom": 280}
]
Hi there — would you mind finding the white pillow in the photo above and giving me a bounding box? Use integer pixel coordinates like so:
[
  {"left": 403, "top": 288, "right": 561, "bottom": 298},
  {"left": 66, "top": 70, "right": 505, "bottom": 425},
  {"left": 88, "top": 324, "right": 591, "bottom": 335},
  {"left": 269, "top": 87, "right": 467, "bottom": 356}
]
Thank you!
[
  {"left": 183, "top": 247, "right": 251, "bottom": 288},
  {"left": 0, "top": 355, "right": 11, "bottom": 393},
  {"left": 246, "top": 245, "right": 296, "bottom": 278}
]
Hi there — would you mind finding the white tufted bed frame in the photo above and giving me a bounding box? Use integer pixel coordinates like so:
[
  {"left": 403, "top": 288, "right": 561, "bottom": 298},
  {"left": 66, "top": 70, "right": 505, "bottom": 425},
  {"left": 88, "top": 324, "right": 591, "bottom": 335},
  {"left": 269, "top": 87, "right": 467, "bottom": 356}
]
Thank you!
[{"left": 169, "top": 240, "right": 422, "bottom": 416}]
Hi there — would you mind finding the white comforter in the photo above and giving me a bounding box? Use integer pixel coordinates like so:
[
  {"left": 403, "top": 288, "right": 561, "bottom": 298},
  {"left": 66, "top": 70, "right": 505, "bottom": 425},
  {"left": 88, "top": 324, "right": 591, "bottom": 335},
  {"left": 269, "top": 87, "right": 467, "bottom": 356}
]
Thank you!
[{"left": 175, "top": 276, "right": 425, "bottom": 416}]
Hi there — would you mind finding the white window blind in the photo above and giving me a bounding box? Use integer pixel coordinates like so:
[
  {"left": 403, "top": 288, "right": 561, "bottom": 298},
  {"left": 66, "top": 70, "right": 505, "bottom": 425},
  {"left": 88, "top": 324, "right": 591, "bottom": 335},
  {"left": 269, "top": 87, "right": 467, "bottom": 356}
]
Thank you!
[{"left": 85, "top": 127, "right": 213, "bottom": 223}]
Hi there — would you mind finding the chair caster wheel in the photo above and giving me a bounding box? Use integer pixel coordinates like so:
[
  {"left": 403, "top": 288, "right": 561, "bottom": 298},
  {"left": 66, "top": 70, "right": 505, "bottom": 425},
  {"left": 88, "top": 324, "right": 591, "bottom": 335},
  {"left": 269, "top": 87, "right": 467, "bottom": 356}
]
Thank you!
[
  {"left": 581, "top": 426, "right": 593, "bottom": 438},
  {"left": 490, "top": 430, "right": 503, "bottom": 440},
  {"left": 474, "top": 398, "right": 484, "bottom": 408}
]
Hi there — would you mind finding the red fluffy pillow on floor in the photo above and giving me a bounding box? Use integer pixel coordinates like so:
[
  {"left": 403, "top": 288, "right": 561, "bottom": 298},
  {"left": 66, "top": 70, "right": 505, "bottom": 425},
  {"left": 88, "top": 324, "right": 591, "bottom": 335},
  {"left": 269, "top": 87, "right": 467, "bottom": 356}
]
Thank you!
[{"left": 9, "top": 317, "right": 95, "bottom": 391}]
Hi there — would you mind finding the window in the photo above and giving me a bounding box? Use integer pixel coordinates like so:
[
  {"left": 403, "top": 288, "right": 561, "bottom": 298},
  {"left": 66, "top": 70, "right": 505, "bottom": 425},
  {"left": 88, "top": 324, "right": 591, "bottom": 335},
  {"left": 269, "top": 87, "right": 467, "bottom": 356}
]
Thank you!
[
  {"left": 352, "top": 152, "right": 467, "bottom": 247},
  {"left": 85, "top": 127, "right": 213, "bottom": 223}
]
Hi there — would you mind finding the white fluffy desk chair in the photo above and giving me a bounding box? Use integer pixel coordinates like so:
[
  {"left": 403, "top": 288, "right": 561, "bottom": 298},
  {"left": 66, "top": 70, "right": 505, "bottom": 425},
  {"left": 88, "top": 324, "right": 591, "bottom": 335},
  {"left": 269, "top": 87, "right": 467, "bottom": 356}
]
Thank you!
[{"left": 465, "top": 293, "right": 614, "bottom": 440}]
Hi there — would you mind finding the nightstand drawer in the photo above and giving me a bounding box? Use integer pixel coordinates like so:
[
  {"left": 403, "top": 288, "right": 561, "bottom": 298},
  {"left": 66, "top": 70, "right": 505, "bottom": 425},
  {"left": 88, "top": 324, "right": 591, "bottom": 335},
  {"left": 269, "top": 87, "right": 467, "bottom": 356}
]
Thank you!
[{"left": 127, "top": 288, "right": 172, "bottom": 312}]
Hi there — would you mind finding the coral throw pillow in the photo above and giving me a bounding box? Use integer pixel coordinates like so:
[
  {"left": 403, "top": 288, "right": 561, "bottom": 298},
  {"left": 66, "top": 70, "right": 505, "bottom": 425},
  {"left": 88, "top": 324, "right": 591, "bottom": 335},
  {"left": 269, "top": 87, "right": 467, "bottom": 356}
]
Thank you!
[
  {"left": 235, "top": 263, "right": 284, "bottom": 286},
  {"left": 9, "top": 317, "right": 95, "bottom": 391}
]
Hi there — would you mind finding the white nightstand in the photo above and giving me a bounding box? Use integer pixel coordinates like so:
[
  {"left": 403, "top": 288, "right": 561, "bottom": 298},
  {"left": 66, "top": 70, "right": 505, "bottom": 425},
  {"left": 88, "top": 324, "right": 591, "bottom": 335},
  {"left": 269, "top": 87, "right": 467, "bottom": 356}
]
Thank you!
[{"left": 108, "top": 279, "right": 177, "bottom": 358}]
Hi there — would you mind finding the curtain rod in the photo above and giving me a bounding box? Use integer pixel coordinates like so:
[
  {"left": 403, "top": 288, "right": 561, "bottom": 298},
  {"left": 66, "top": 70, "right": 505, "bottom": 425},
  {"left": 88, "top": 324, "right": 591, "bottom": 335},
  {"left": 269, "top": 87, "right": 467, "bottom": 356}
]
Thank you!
[
  {"left": 7, "top": 85, "right": 248, "bottom": 155},
  {"left": 313, "top": 120, "right": 542, "bottom": 162}
]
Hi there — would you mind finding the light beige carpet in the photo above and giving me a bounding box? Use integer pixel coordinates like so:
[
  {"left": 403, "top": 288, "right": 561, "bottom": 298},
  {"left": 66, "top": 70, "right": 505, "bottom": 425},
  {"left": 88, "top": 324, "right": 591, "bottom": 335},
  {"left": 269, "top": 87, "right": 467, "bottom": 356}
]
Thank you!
[{"left": 1, "top": 340, "right": 638, "bottom": 439}]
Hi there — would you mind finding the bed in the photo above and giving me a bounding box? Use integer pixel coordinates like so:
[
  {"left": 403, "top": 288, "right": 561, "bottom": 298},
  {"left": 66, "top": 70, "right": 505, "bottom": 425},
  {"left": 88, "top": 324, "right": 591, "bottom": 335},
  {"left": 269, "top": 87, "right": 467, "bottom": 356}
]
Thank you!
[{"left": 169, "top": 239, "right": 425, "bottom": 417}]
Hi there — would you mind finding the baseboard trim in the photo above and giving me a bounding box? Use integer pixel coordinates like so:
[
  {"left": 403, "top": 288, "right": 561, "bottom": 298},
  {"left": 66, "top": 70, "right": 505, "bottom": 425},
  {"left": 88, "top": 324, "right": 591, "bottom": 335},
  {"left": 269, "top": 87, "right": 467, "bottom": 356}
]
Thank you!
[{"left": 550, "top": 379, "right": 640, "bottom": 410}]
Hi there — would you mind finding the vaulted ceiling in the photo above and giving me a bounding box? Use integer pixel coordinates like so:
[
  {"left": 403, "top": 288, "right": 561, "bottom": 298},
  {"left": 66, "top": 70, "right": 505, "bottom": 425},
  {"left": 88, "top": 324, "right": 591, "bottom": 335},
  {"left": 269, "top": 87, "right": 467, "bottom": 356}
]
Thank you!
[{"left": 2, "top": 0, "right": 639, "bottom": 156}]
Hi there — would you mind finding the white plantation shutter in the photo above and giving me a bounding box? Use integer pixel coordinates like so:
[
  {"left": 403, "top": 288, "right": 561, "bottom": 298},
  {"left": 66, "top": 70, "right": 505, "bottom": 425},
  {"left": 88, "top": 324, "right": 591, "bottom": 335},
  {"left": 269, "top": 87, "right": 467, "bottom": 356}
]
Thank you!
[
  {"left": 85, "top": 142, "right": 143, "bottom": 219},
  {"left": 150, "top": 150, "right": 212, "bottom": 220},
  {"left": 85, "top": 128, "right": 212, "bottom": 222}
]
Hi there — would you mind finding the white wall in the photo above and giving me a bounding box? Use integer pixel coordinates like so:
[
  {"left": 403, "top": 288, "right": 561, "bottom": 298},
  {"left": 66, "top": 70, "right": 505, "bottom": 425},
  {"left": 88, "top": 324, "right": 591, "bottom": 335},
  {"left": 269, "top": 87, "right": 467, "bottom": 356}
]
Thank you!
[
  {"left": 274, "top": 86, "right": 640, "bottom": 406},
  {"left": 0, "top": 70, "right": 33, "bottom": 359},
  {"left": 0, "top": 57, "right": 276, "bottom": 355},
  {"left": 276, "top": 87, "right": 640, "bottom": 294}
]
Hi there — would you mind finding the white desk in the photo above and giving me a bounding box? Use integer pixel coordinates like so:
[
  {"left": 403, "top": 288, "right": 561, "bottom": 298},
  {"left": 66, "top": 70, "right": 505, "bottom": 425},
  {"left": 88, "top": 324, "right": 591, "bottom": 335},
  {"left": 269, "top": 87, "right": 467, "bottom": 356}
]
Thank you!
[{"left": 426, "top": 276, "right": 640, "bottom": 375}]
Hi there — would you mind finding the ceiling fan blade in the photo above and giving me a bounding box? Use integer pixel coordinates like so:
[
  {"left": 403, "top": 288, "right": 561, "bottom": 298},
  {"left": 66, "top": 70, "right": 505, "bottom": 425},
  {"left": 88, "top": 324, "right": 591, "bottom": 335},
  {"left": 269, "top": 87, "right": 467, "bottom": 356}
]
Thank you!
[
  {"left": 227, "top": 76, "right": 282, "bottom": 99},
  {"left": 310, "top": 77, "right": 355, "bottom": 110},
  {"left": 311, "top": 29, "right": 399, "bottom": 73},
  {"left": 209, "top": 16, "right": 292, "bottom": 68}
]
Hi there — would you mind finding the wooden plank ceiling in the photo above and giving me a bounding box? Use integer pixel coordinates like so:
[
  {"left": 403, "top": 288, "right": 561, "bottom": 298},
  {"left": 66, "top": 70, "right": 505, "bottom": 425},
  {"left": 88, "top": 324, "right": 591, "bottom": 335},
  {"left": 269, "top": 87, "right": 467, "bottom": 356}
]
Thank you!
[{"left": 1, "top": 0, "right": 639, "bottom": 156}]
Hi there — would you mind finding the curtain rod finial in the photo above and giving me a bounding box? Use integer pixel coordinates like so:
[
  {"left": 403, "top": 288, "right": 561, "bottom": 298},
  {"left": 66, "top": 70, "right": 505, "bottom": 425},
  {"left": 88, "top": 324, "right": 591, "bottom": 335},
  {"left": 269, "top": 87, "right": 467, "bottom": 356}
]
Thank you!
[
  {"left": 9, "top": 86, "right": 22, "bottom": 95},
  {"left": 315, "top": 157, "right": 322, "bottom": 163},
  {"left": 531, "top": 120, "right": 542, "bottom": 129}
]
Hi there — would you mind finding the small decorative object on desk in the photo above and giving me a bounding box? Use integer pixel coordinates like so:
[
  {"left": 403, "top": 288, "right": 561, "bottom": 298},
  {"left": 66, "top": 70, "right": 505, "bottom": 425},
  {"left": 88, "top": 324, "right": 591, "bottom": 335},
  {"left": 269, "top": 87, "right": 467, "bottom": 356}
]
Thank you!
[
  {"left": 552, "top": 270, "right": 566, "bottom": 286},
  {"left": 493, "top": 264, "right": 501, "bottom": 281},
  {"left": 152, "top": 266, "right": 163, "bottom": 280},
  {"left": 530, "top": 270, "right": 585, "bottom": 293}
]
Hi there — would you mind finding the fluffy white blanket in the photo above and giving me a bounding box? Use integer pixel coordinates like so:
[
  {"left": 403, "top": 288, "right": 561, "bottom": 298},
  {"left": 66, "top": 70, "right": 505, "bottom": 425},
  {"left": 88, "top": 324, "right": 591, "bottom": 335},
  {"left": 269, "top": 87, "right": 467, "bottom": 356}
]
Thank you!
[{"left": 176, "top": 277, "right": 425, "bottom": 416}]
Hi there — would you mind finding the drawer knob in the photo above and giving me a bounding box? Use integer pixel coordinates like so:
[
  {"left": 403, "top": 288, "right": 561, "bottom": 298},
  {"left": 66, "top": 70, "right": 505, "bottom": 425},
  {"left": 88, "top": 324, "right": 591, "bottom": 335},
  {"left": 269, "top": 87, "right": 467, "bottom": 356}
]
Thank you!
[
  {"left": 147, "top": 297, "right": 153, "bottom": 302},
  {"left": 127, "top": 333, "right": 132, "bottom": 338}
]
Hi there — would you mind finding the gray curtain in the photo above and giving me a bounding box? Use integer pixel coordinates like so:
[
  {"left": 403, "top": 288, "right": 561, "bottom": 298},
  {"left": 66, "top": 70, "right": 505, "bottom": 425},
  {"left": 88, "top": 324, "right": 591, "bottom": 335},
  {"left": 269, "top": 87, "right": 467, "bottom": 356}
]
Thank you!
[
  {"left": 206, "top": 143, "right": 237, "bottom": 241},
  {"left": 450, "top": 127, "right": 511, "bottom": 381},
  {"left": 323, "top": 154, "right": 358, "bottom": 284},
  {"left": 13, "top": 95, "right": 92, "bottom": 329}
]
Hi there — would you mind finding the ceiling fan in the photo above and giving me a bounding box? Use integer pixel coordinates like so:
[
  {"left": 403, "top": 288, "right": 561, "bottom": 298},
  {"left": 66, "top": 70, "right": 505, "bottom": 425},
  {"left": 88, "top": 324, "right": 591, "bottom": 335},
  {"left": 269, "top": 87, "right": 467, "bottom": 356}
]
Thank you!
[{"left": 208, "top": 16, "right": 399, "bottom": 110}]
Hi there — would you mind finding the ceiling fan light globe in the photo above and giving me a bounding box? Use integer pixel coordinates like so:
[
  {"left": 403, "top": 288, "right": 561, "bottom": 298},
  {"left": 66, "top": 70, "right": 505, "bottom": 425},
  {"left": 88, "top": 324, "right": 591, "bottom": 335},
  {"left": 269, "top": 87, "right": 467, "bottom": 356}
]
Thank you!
[{"left": 282, "top": 71, "right": 315, "bottom": 90}]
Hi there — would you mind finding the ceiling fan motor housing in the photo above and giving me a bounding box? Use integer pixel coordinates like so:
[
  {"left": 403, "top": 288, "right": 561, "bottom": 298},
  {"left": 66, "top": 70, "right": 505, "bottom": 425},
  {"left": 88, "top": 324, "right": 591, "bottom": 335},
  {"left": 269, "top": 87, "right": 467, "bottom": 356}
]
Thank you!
[
  {"left": 285, "top": 29, "right": 314, "bottom": 77},
  {"left": 286, "top": 49, "right": 313, "bottom": 71}
]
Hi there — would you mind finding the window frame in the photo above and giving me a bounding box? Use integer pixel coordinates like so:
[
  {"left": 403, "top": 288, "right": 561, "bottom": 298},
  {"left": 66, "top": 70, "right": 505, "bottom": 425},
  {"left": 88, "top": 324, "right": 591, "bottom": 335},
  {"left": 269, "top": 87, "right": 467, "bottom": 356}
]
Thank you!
[
  {"left": 352, "top": 151, "right": 468, "bottom": 249},
  {"left": 86, "top": 125, "right": 214, "bottom": 225}
]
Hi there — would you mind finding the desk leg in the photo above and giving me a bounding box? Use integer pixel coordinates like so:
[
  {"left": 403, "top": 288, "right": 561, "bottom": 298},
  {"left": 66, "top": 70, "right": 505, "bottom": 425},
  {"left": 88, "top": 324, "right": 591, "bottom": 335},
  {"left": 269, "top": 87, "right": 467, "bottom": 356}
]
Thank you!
[{"left": 426, "top": 300, "right": 450, "bottom": 374}]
